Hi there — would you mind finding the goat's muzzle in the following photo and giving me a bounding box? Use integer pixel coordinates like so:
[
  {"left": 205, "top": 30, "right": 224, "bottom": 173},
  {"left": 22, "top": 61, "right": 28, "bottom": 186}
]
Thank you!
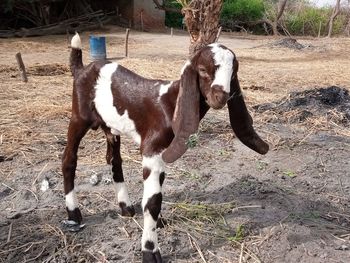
[{"left": 207, "top": 85, "right": 230, "bottom": 109}]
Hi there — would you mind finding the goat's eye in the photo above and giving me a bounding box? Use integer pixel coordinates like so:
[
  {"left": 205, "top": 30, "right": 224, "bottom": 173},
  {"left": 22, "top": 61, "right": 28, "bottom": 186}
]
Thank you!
[
  {"left": 199, "top": 68, "right": 206, "bottom": 73},
  {"left": 198, "top": 67, "right": 207, "bottom": 76}
]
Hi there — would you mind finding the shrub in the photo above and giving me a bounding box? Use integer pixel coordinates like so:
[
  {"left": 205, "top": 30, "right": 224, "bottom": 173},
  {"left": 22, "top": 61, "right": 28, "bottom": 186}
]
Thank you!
[
  {"left": 164, "top": 0, "right": 183, "bottom": 28},
  {"left": 221, "top": 0, "right": 264, "bottom": 23},
  {"left": 285, "top": 5, "right": 348, "bottom": 36},
  {"left": 285, "top": 6, "right": 329, "bottom": 36}
]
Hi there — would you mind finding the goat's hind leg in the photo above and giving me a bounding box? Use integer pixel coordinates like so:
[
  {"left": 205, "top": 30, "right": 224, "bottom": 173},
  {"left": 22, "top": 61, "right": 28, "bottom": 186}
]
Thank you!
[
  {"left": 62, "top": 119, "right": 89, "bottom": 231},
  {"left": 104, "top": 130, "right": 135, "bottom": 217}
]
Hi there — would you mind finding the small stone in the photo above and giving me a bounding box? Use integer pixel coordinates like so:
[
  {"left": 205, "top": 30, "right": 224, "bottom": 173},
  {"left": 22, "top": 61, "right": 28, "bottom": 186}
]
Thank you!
[
  {"left": 82, "top": 199, "right": 90, "bottom": 206},
  {"left": 40, "top": 178, "right": 50, "bottom": 192},
  {"left": 341, "top": 245, "right": 349, "bottom": 250},
  {"left": 89, "top": 174, "right": 100, "bottom": 186},
  {"left": 336, "top": 245, "right": 349, "bottom": 251},
  {"left": 102, "top": 175, "right": 112, "bottom": 185}
]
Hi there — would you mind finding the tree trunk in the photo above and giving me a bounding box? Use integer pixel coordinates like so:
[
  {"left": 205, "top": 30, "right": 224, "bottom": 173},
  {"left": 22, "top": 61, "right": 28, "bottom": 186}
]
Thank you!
[
  {"left": 262, "top": 0, "right": 288, "bottom": 35},
  {"left": 272, "top": 20, "right": 278, "bottom": 35},
  {"left": 273, "top": 0, "right": 288, "bottom": 35},
  {"left": 276, "top": 0, "right": 288, "bottom": 22},
  {"left": 346, "top": 16, "right": 350, "bottom": 36},
  {"left": 327, "top": 0, "right": 341, "bottom": 38},
  {"left": 181, "top": 0, "right": 223, "bottom": 57}
]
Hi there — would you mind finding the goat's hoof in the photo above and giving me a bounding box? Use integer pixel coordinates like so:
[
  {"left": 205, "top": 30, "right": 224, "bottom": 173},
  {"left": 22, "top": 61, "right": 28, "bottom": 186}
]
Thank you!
[
  {"left": 142, "top": 250, "right": 162, "bottom": 263},
  {"left": 156, "top": 217, "right": 167, "bottom": 229},
  {"left": 66, "top": 207, "right": 83, "bottom": 224},
  {"left": 62, "top": 220, "right": 85, "bottom": 232},
  {"left": 119, "top": 202, "right": 135, "bottom": 217}
]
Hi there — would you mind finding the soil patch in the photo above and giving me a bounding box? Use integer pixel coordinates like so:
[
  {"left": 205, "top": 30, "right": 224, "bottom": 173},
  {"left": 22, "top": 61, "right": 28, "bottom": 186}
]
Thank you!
[
  {"left": 270, "top": 38, "right": 312, "bottom": 50},
  {"left": 28, "top": 64, "right": 69, "bottom": 76},
  {"left": 254, "top": 86, "right": 350, "bottom": 126}
]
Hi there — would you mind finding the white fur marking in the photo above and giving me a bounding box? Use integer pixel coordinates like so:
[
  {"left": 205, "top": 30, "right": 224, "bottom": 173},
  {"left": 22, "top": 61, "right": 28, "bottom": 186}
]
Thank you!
[
  {"left": 141, "top": 154, "right": 164, "bottom": 210},
  {"left": 71, "top": 33, "right": 82, "bottom": 49},
  {"left": 94, "top": 63, "right": 141, "bottom": 145},
  {"left": 142, "top": 210, "right": 159, "bottom": 252},
  {"left": 180, "top": 60, "right": 191, "bottom": 75},
  {"left": 158, "top": 82, "right": 172, "bottom": 100},
  {"left": 66, "top": 190, "right": 78, "bottom": 211},
  {"left": 209, "top": 43, "right": 234, "bottom": 93},
  {"left": 113, "top": 182, "right": 131, "bottom": 206}
]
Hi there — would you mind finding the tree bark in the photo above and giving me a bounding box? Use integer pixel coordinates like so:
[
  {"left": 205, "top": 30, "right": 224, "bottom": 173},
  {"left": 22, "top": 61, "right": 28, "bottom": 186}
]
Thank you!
[
  {"left": 346, "top": 16, "right": 350, "bottom": 36},
  {"left": 327, "top": 0, "right": 341, "bottom": 37},
  {"left": 182, "top": 0, "right": 223, "bottom": 57},
  {"left": 272, "top": 0, "right": 288, "bottom": 35}
]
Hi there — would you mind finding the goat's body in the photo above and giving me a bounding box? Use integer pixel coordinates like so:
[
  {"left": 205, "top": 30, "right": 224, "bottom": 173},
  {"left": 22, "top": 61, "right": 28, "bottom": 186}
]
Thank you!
[
  {"left": 63, "top": 33, "right": 268, "bottom": 263},
  {"left": 73, "top": 59, "right": 180, "bottom": 152}
]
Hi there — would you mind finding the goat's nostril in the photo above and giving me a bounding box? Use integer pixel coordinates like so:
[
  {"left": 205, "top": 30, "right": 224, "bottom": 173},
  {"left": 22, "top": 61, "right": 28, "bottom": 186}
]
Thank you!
[{"left": 215, "top": 93, "right": 229, "bottom": 105}]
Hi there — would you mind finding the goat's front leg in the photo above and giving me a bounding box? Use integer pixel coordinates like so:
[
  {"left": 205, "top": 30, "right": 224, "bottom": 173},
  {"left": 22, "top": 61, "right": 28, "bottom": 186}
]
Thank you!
[
  {"left": 105, "top": 133, "right": 135, "bottom": 217},
  {"left": 62, "top": 119, "right": 89, "bottom": 230},
  {"left": 141, "top": 154, "right": 165, "bottom": 263}
]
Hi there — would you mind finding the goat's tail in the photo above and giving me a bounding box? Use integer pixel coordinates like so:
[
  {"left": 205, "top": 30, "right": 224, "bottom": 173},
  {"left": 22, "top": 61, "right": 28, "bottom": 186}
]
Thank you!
[{"left": 70, "top": 33, "right": 83, "bottom": 77}]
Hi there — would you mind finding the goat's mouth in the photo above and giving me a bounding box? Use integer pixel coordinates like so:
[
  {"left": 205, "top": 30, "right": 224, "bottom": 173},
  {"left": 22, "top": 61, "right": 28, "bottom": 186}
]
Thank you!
[{"left": 206, "top": 90, "right": 229, "bottom": 109}]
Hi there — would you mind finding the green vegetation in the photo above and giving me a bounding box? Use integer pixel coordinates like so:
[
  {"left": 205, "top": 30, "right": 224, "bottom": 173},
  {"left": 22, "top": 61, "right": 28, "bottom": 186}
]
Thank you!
[
  {"left": 285, "top": 6, "right": 347, "bottom": 36},
  {"left": 186, "top": 133, "right": 199, "bottom": 148},
  {"left": 221, "top": 0, "right": 349, "bottom": 36},
  {"left": 256, "top": 160, "right": 268, "bottom": 171},
  {"left": 283, "top": 170, "right": 296, "bottom": 178},
  {"left": 172, "top": 201, "right": 235, "bottom": 222},
  {"left": 227, "top": 224, "right": 245, "bottom": 242},
  {"left": 221, "top": 0, "right": 265, "bottom": 23},
  {"left": 164, "top": 0, "right": 183, "bottom": 28}
]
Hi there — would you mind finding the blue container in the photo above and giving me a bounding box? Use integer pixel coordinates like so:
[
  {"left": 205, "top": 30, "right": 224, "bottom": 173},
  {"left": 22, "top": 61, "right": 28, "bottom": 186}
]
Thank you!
[{"left": 89, "top": 35, "right": 106, "bottom": 61}]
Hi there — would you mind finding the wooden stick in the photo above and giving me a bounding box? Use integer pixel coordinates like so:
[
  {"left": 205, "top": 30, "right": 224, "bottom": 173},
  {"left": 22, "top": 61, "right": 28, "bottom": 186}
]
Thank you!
[
  {"left": 171, "top": 27, "right": 173, "bottom": 37},
  {"left": 318, "top": 21, "right": 322, "bottom": 38},
  {"left": 7, "top": 222, "right": 13, "bottom": 243},
  {"left": 15, "top": 52, "right": 28, "bottom": 82},
  {"left": 125, "top": 28, "right": 130, "bottom": 57},
  {"left": 140, "top": 10, "right": 144, "bottom": 32},
  {"left": 66, "top": 30, "right": 70, "bottom": 47}
]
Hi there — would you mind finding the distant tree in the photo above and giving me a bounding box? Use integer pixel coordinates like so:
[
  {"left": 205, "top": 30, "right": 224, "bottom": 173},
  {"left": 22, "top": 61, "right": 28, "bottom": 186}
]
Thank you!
[
  {"left": 153, "top": 0, "right": 222, "bottom": 57},
  {"left": 327, "top": 0, "right": 342, "bottom": 37},
  {"left": 177, "top": 0, "right": 223, "bottom": 57},
  {"left": 262, "top": 0, "right": 289, "bottom": 35},
  {"left": 346, "top": 12, "right": 350, "bottom": 36}
]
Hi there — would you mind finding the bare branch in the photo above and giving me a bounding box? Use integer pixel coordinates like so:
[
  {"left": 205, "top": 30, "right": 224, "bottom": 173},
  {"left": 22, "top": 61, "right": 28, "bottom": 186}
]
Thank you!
[{"left": 327, "top": 0, "right": 341, "bottom": 37}]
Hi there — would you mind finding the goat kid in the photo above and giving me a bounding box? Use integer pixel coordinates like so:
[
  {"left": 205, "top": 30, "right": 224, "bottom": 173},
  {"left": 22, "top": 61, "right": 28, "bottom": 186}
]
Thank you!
[{"left": 62, "top": 33, "right": 269, "bottom": 263}]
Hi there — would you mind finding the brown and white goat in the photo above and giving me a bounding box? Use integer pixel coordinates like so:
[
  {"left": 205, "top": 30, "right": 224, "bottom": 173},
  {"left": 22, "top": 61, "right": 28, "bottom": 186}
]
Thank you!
[{"left": 62, "top": 33, "right": 269, "bottom": 262}]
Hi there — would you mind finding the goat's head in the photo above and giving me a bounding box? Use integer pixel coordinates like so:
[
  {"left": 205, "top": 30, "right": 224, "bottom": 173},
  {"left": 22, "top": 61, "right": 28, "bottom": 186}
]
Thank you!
[
  {"left": 162, "top": 43, "right": 269, "bottom": 163},
  {"left": 194, "top": 43, "right": 237, "bottom": 109}
]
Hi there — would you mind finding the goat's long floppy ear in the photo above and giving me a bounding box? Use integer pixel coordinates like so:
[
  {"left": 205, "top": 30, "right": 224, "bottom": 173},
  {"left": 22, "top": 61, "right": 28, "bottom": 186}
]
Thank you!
[
  {"left": 162, "top": 64, "right": 200, "bottom": 163},
  {"left": 228, "top": 61, "right": 269, "bottom": 154}
]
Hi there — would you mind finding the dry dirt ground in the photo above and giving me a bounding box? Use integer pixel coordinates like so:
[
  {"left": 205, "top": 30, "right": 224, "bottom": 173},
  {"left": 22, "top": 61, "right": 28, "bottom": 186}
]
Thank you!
[{"left": 0, "top": 26, "right": 350, "bottom": 263}]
